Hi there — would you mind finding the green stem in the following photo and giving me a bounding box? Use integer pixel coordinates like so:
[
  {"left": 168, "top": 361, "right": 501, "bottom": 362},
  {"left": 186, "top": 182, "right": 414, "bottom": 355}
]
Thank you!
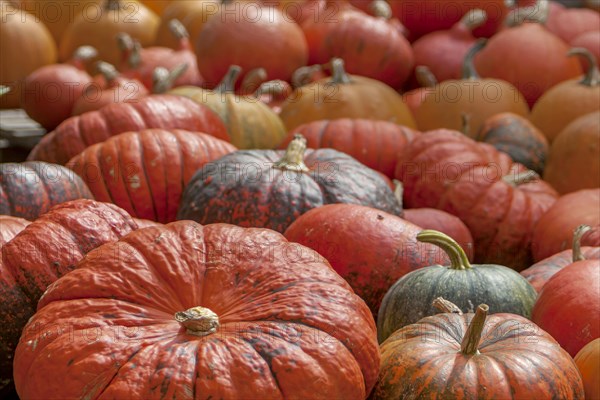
[
  {"left": 572, "top": 225, "right": 592, "bottom": 262},
  {"left": 460, "top": 304, "right": 489, "bottom": 355},
  {"left": 568, "top": 48, "right": 600, "bottom": 87},
  {"left": 168, "top": 18, "right": 189, "bottom": 39},
  {"left": 329, "top": 58, "right": 352, "bottom": 84},
  {"left": 96, "top": 61, "right": 119, "bottom": 83},
  {"left": 174, "top": 306, "right": 219, "bottom": 337},
  {"left": 417, "top": 230, "right": 472, "bottom": 270},
  {"left": 152, "top": 63, "right": 189, "bottom": 94},
  {"left": 461, "top": 8, "right": 487, "bottom": 30},
  {"left": 462, "top": 39, "right": 487, "bottom": 80},
  {"left": 214, "top": 65, "right": 242, "bottom": 94},
  {"left": 273, "top": 134, "right": 309, "bottom": 172}
]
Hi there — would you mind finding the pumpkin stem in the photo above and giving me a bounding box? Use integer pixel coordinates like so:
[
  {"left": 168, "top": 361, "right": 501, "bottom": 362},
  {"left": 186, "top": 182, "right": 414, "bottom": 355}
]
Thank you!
[
  {"left": 461, "top": 113, "right": 471, "bottom": 136},
  {"left": 273, "top": 134, "right": 309, "bottom": 172},
  {"left": 392, "top": 179, "right": 404, "bottom": 210},
  {"left": 371, "top": 0, "right": 392, "bottom": 19},
  {"left": 567, "top": 48, "right": 600, "bottom": 87},
  {"left": 127, "top": 41, "right": 143, "bottom": 70},
  {"left": 254, "top": 80, "right": 292, "bottom": 100},
  {"left": 175, "top": 306, "right": 220, "bottom": 337},
  {"left": 95, "top": 61, "right": 119, "bottom": 84},
  {"left": 0, "top": 86, "right": 10, "bottom": 96},
  {"left": 73, "top": 46, "right": 98, "bottom": 62},
  {"left": 292, "top": 64, "right": 323, "bottom": 88},
  {"left": 502, "top": 170, "right": 539, "bottom": 186},
  {"left": 462, "top": 39, "right": 487, "bottom": 80},
  {"left": 572, "top": 224, "right": 592, "bottom": 262},
  {"left": 505, "top": 0, "right": 549, "bottom": 27},
  {"left": 461, "top": 8, "right": 488, "bottom": 30},
  {"left": 460, "top": 304, "right": 489, "bottom": 355},
  {"left": 415, "top": 66, "right": 438, "bottom": 88},
  {"left": 417, "top": 230, "right": 472, "bottom": 270},
  {"left": 329, "top": 58, "right": 353, "bottom": 84},
  {"left": 241, "top": 67, "right": 268, "bottom": 95},
  {"left": 152, "top": 63, "right": 189, "bottom": 94},
  {"left": 433, "top": 297, "right": 464, "bottom": 315},
  {"left": 214, "top": 65, "right": 242, "bottom": 94},
  {"left": 168, "top": 18, "right": 189, "bottom": 40}
]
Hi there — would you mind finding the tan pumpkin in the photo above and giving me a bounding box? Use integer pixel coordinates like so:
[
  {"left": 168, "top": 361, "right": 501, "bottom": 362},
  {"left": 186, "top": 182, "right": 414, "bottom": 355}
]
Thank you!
[
  {"left": 279, "top": 58, "right": 417, "bottom": 131},
  {"left": 529, "top": 48, "right": 600, "bottom": 143},
  {"left": 59, "top": 0, "right": 159, "bottom": 66},
  {"left": 169, "top": 65, "right": 287, "bottom": 149},
  {"left": 543, "top": 111, "right": 600, "bottom": 195},
  {"left": 0, "top": 1, "right": 57, "bottom": 109}
]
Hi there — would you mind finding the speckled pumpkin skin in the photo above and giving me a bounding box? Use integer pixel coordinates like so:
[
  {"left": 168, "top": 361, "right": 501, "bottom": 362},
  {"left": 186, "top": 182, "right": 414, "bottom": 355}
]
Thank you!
[
  {"left": 0, "top": 161, "right": 93, "bottom": 220},
  {"left": 372, "top": 312, "right": 585, "bottom": 399},
  {"left": 13, "top": 221, "right": 380, "bottom": 399},
  {"left": 177, "top": 148, "right": 402, "bottom": 233}
]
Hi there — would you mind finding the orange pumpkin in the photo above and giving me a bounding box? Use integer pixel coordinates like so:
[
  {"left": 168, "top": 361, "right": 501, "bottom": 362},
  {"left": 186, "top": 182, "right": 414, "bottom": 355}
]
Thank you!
[
  {"left": 0, "top": 1, "right": 57, "bottom": 109},
  {"left": 574, "top": 338, "right": 600, "bottom": 400},
  {"left": 543, "top": 111, "right": 600, "bottom": 195},
  {"left": 529, "top": 48, "right": 600, "bottom": 143},
  {"left": 402, "top": 66, "right": 438, "bottom": 117}
]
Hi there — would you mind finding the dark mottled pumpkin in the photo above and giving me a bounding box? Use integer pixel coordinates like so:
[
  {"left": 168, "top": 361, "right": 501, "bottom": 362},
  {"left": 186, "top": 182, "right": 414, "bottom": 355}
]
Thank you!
[
  {"left": 477, "top": 112, "right": 549, "bottom": 175},
  {"left": 377, "top": 230, "right": 537, "bottom": 343},
  {"left": 0, "top": 199, "right": 137, "bottom": 396},
  {"left": 0, "top": 161, "right": 93, "bottom": 220},
  {"left": 0, "top": 216, "right": 30, "bottom": 247},
  {"left": 372, "top": 303, "right": 585, "bottom": 399},
  {"left": 177, "top": 134, "right": 402, "bottom": 233},
  {"left": 13, "top": 221, "right": 380, "bottom": 399}
]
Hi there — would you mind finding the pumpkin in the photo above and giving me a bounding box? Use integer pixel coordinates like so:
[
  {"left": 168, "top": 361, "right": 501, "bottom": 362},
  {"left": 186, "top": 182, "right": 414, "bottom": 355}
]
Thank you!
[
  {"left": 301, "top": 1, "right": 414, "bottom": 89},
  {"left": 21, "top": 46, "right": 96, "bottom": 130},
  {"left": 0, "top": 199, "right": 137, "bottom": 396},
  {"left": 545, "top": 6, "right": 600, "bottom": 44},
  {"left": 529, "top": 48, "right": 600, "bottom": 144},
  {"left": 154, "top": 0, "right": 218, "bottom": 48},
  {"left": 279, "top": 58, "right": 417, "bottom": 131},
  {"left": 0, "top": 161, "right": 93, "bottom": 221},
  {"left": 132, "top": 217, "right": 161, "bottom": 229},
  {"left": 570, "top": 31, "right": 600, "bottom": 71},
  {"left": 66, "top": 129, "right": 237, "bottom": 223},
  {"left": 531, "top": 252, "right": 600, "bottom": 357},
  {"left": 118, "top": 21, "right": 204, "bottom": 90},
  {"left": 372, "top": 301, "right": 585, "bottom": 399},
  {"left": 0, "top": 1, "right": 57, "bottom": 109},
  {"left": 473, "top": 1, "right": 583, "bottom": 108},
  {"left": 414, "top": 39, "right": 530, "bottom": 139},
  {"left": 178, "top": 134, "right": 402, "bottom": 233},
  {"left": 253, "top": 79, "right": 293, "bottom": 114},
  {"left": 278, "top": 118, "right": 421, "bottom": 178},
  {"left": 377, "top": 230, "right": 537, "bottom": 343},
  {"left": 27, "top": 94, "right": 229, "bottom": 165},
  {"left": 395, "top": 129, "right": 558, "bottom": 270},
  {"left": 71, "top": 61, "right": 149, "bottom": 116},
  {"left": 532, "top": 188, "right": 600, "bottom": 261},
  {"left": 283, "top": 203, "right": 449, "bottom": 317},
  {"left": 575, "top": 338, "right": 600, "bottom": 400},
  {"left": 522, "top": 225, "right": 600, "bottom": 292},
  {"left": 582, "top": 224, "right": 600, "bottom": 247},
  {"left": 411, "top": 8, "right": 488, "bottom": 83},
  {"left": 477, "top": 112, "right": 549, "bottom": 175},
  {"left": 169, "top": 65, "right": 287, "bottom": 149},
  {"left": 543, "top": 111, "right": 600, "bottom": 194},
  {"left": 402, "top": 65, "right": 438, "bottom": 116},
  {"left": 59, "top": 0, "right": 159, "bottom": 66},
  {"left": 196, "top": 2, "right": 308, "bottom": 86},
  {"left": 0, "top": 216, "right": 29, "bottom": 248},
  {"left": 402, "top": 207, "right": 475, "bottom": 261},
  {"left": 13, "top": 220, "right": 380, "bottom": 399}
]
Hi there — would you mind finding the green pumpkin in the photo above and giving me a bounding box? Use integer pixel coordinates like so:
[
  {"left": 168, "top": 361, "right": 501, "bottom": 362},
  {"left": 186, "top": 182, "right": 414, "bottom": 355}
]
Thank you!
[{"left": 377, "top": 229, "right": 537, "bottom": 343}]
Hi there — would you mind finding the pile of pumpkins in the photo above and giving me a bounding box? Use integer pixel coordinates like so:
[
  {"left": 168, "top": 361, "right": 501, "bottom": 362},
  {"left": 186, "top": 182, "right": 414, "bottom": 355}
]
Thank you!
[{"left": 0, "top": 0, "right": 599, "bottom": 399}]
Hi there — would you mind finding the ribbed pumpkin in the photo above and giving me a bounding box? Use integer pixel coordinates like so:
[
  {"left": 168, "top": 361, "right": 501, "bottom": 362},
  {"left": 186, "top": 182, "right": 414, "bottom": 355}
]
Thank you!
[
  {"left": 21, "top": 46, "right": 96, "bottom": 130},
  {"left": 545, "top": 6, "right": 600, "bottom": 44},
  {"left": 0, "top": 1, "right": 57, "bottom": 109},
  {"left": 178, "top": 134, "right": 402, "bottom": 233},
  {"left": 574, "top": 338, "right": 600, "bottom": 400},
  {"left": 532, "top": 188, "right": 600, "bottom": 261},
  {"left": 284, "top": 204, "right": 449, "bottom": 317},
  {"left": 27, "top": 94, "right": 229, "bottom": 165},
  {"left": 522, "top": 225, "right": 600, "bottom": 292},
  {"left": 279, "top": 58, "right": 417, "bottom": 131},
  {"left": 414, "top": 40, "right": 530, "bottom": 138},
  {"left": 543, "top": 111, "right": 600, "bottom": 194},
  {"left": 395, "top": 129, "right": 559, "bottom": 270},
  {"left": 66, "top": 129, "right": 237, "bottom": 223},
  {"left": 0, "top": 161, "right": 93, "bottom": 221},
  {"left": 0, "top": 199, "right": 137, "bottom": 397},
  {"left": 477, "top": 112, "right": 549, "bottom": 175},
  {"left": 532, "top": 253, "right": 600, "bottom": 357},
  {"left": 278, "top": 118, "right": 421, "bottom": 178},
  {"left": 377, "top": 230, "right": 537, "bottom": 343},
  {"left": 529, "top": 48, "right": 600, "bottom": 143},
  {"left": 373, "top": 302, "right": 585, "bottom": 399},
  {"left": 170, "top": 66, "right": 287, "bottom": 149},
  {"left": 301, "top": 1, "right": 414, "bottom": 89},
  {"left": 59, "top": 0, "right": 159, "bottom": 66},
  {"left": 0, "top": 216, "right": 29, "bottom": 248},
  {"left": 13, "top": 221, "right": 380, "bottom": 399},
  {"left": 570, "top": 31, "right": 600, "bottom": 70}
]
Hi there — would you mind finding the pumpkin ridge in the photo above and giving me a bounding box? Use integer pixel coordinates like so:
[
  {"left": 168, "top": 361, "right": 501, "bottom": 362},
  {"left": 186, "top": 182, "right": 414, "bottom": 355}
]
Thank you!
[
  {"left": 150, "top": 129, "right": 170, "bottom": 223},
  {"left": 84, "top": 187, "right": 139, "bottom": 236},
  {"left": 93, "top": 144, "right": 118, "bottom": 207},
  {"left": 136, "top": 132, "right": 159, "bottom": 222},
  {"left": 487, "top": 180, "right": 517, "bottom": 256},
  {"left": 115, "top": 138, "right": 143, "bottom": 219},
  {"left": 240, "top": 336, "right": 286, "bottom": 397},
  {"left": 170, "top": 130, "right": 187, "bottom": 219}
]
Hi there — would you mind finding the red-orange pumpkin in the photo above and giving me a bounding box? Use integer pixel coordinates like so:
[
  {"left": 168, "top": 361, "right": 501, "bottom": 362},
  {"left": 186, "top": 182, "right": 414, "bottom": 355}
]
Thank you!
[
  {"left": 13, "top": 221, "right": 380, "bottom": 399},
  {"left": 0, "top": 216, "right": 29, "bottom": 248},
  {"left": 570, "top": 31, "right": 600, "bottom": 71},
  {"left": 545, "top": 6, "right": 600, "bottom": 44},
  {"left": 66, "top": 129, "right": 237, "bottom": 223},
  {"left": 574, "top": 338, "right": 600, "bottom": 400}
]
